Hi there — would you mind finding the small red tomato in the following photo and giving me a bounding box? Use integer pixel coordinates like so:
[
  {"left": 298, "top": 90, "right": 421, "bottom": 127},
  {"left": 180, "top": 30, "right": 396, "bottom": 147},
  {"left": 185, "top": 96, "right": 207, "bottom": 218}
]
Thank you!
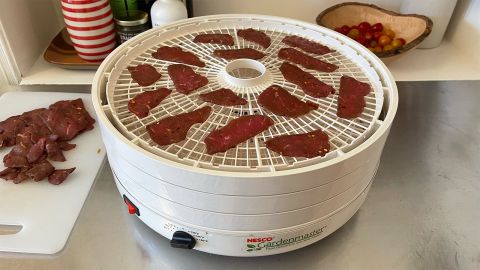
[
  {"left": 340, "top": 25, "right": 351, "bottom": 34},
  {"left": 373, "top": 31, "right": 383, "bottom": 41},
  {"left": 391, "top": 39, "right": 403, "bottom": 48},
  {"left": 383, "top": 29, "right": 396, "bottom": 39},
  {"left": 358, "top": 22, "right": 371, "bottom": 33},
  {"left": 373, "top": 46, "right": 382, "bottom": 53},
  {"left": 364, "top": 31, "right": 373, "bottom": 41},
  {"left": 370, "top": 40, "right": 378, "bottom": 47},
  {"left": 378, "top": 35, "right": 392, "bottom": 46},
  {"left": 355, "top": 35, "right": 367, "bottom": 46},
  {"left": 397, "top": 38, "right": 407, "bottom": 45},
  {"left": 371, "top": 23, "right": 383, "bottom": 32},
  {"left": 383, "top": 44, "right": 394, "bottom": 51},
  {"left": 347, "top": 28, "right": 360, "bottom": 39}
]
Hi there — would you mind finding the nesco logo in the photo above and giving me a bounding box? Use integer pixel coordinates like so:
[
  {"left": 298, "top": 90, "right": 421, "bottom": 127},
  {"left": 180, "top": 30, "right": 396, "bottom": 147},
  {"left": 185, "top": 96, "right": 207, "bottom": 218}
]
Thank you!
[{"left": 246, "top": 237, "right": 273, "bottom": 243}]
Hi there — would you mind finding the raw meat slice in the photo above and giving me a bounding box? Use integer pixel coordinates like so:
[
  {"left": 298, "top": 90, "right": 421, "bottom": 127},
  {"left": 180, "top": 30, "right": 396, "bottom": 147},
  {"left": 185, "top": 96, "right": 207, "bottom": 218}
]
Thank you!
[
  {"left": 147, "top": 106, "right": 212, "bottom": 146},
  {"left": 59, "top": 142, "right": 76, "bottom": 151},
  {"left": 282, "top": 35, "right": 333, "bottom": 55},
  {"left": 3, "top": 153, "right": 29, "bottom": 168},
  {"left": 278, "top": 48, "right": 338, "bottom": 73},
  {"left": 26, "top": 161, "right": 55, "bottom": 182},
  {"left": 337, "top": 75, "right": 371, "bottom": 119},
  {"left": 128, "top": 64, "right": 161, "bottom": 87},
  {"left": 168, "top": 64, "right": 208, "bottom": 95},
  {"left": 27, "top": 137, "right": 47, "bottom": 163},
  {"left": 193, "top": 33, "right": 234, "bottom": 46},
  {"left": 280, "top": 62, "right": 335, "bottom": 98},
  {"left": 0, "top": 116, "right": 27, "bottom": 148},
  {"left": 46, "top": 141, "right": 66, "bottom": 162},
  {"left": 0, "top": 167, "right": 19, "bottom": 181},
  {"left": 204, "top": 115, "right": 274, "bottom": 155},
  {"left": 265, "top": 130, "right": 330, "bottom": 158},
  {"left": 258, "top": 85, "right": 318, "bottom": 117},
  {"left": 45, "top": 99, "right": 95, "bottom": 141},
  {"left": 152, "top": 46, "right": 205, "bottom": 67},
  {"left": 128, "top": 88, "right": 172, "bottom": 118},
  {"left": 48, "top": 168, "right": 76, "bottom": 185},
  {"left": 213, "top": 48, "right": 265, "bottom": 60},
  {"left": 199, "top": 88, "right": 247, "bottom": 106},
  {"left": 237, "top": 28, "right": 271, "bottom": 48}
]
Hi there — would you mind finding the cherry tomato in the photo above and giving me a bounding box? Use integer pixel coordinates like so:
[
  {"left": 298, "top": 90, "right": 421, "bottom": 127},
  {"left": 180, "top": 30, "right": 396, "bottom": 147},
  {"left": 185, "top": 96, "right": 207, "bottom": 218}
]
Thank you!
[
  {"left": 378, "top": 35, "right": 392, "bottom": 46},
  {"left": 373, "top": 46, "right": 383, "bottom": 53},
  {"left": 340, "top": 25, "right": 351, "bottom": 35},
  {"left": 347, "top": 28, "right": 360, "bottom": 39},
  {"left": 383, "top": 44, "right": 394, "bottom": 51},
  {"left": 371, "top": 23, "right": 383, "bottom": 32},
  {"left": 373, "top": 31, "right": 383, "bottom": 41},
  {"left": 391, "top": 39, "right": 403, "bottom": 48},
  {"left": 397, "top": 38, "right": 407, "bottom": 45},
  {"left": 358, "top": 22, "right": 371, "bottom": 33},
  {"left": 369, "top": 40, "right": 378, "bottom": 47},
  {"left": 364, "top": 31, "right": 373, "bottom": 41},
  {"left": 355, "top": 35, "right": 367, "bottom": 46},
  {"left": 383, "top": 28, "right": 396, "bottom": 39}
]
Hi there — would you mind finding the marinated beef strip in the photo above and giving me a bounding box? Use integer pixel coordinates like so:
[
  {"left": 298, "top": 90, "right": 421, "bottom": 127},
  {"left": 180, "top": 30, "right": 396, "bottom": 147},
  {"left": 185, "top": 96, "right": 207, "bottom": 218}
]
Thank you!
[
  {"left": 128, "top": 88, "right": 172, "bottom": 118},
  {"left": 265, "top": 130, "right": 330, "bottom": 158},
  {"left": 152, "top": 46, "right": 205, "bottom": 67},
  {"left": 0, "top": 116, "right": 27, "bottom": 148},
  {"left": 337, "top": 75, "right": 372, "bottom": 119},
  {"left": 278, "top": 48, "right": 338, "bottom": 73},
  {"left": 213, "top": 48, "right": 265, "bottom": 60},
  {"left": 147, "top": 106, "right": 212, "bottom": 146},
  {"left": 258, "top": 85, "right": 318, "bottom": 117},
  {"left": 204, "top": 115, "right": 274, "bottom": 155},
  {"left": 282, "top": 35, "right": 333, "bottom": 55},
  {"left": 199, "top": 88, "right": 247, "bottom": 106},
  {"left": 279, "top": 62, "right": 335, "bottom": 98},
  {"left": 127, "top": 64, "right": 161, "bottom": 86},
  {"left": 193, "top": 33, "right": 234, "bottom": 46},
  {"left": 237, "top": 28, "right": 271, "bottom": 48},
  {"left": 48, "top": 168, "right": 76, "bottom": 185},
  {"left": 168, "top": 64, "right": 209, "bottom": 95},
  {"left": 45, "top": 99, "right": 95, "bottom": 141}
]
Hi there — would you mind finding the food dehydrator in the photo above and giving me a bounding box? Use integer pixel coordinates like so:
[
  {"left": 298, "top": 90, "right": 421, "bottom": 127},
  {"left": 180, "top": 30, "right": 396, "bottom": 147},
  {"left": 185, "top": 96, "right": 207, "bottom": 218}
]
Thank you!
[{"left": 91, "top": 14, "right": 398, "bottom": 256}]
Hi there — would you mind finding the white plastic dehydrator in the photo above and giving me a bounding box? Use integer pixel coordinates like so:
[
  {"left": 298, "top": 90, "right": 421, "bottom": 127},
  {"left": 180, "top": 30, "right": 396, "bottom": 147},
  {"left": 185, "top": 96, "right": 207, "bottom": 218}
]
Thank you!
[{"left": 91, "top": 14, "right": 398, "bottom": 257}]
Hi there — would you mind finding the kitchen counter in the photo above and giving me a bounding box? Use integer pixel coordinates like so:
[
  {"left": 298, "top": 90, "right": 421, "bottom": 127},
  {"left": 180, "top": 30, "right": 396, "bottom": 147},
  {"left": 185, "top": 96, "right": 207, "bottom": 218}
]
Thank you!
[{"left": 1, "top": 81, "right": 480, "bottom": 269}]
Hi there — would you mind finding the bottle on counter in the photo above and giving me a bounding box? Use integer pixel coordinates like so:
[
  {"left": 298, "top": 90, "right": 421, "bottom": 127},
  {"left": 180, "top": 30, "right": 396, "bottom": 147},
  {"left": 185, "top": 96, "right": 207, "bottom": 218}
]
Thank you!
[
  {"left": 114, "top": 10, "right": 150, "bottom": 44},
  {"left": 150, "top": 0, "right": 188, "bottom": 27}
]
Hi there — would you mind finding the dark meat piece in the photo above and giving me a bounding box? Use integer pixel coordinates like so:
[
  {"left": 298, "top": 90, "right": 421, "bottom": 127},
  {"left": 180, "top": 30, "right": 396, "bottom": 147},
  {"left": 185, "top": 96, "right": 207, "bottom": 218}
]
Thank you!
[
  {"left": 199, "top": 88, "right": 247, "bottom": 106},
  {"left": 3, "top": 153, "right": 29, "bottom": 168},
  {"left": 258, "top": 85, "right": 318, "bottom": 117},
  {"left": 0, "top": 116, "right": 27, "bottom": 148},
  {"left": 58, "top": 142, "right": 76, "bottom": 151},
  {"left": 278, "top": 48, "right": 338, "bottom": 73},
  {"left": 127, "top": 64, "right": 161, "bottom": 87},
  {"left": 168, "top": 64, "right": 208, "bottom": 95},
  {"left": 46, "top": 141, "right": 66, "bottom": 162},
  {"left": 128, "top": 88, "right": 172, "bottom": 118},
  {"left": 0, "top": 167, "right": 19, "bottom": 181},
  {"left": 265, "top": 130, "right": 330, "bottom": 158},
  {"left": 204, "top": 115, "right": 274, "bottom": 155},
  {"left": 44, "top": 99, "right": 95, "bottom": 141},
  {"left": 48, "top": 167, "right": 76, "bottom": 185},
  {"left": 146, "top": 106, "right": 212, "bottom": 146},
  {"left": 152, "top": 46, "right": 205, "bottom": 67},
  {"left": 27, "top": 137, "right": 47, "bottom": 163},
  {"left": 337, "top": 76, "right": 371, "bottom": 119},
  {"left": 193, "top": 33, "right": 234, "bottom": 46},
  {"left": 26, "top": 161, "right": 55, "bottom": 182},
  {"left": 282, "top": 35, "right": 333, "bottom": 55},
  {"left": 237, "top": 28, "right": 271, "bottom": 48},
  {"left": 213, "top": 48, "right": 265, "bottom": 60},
  {"left": 280, "top": 62, "right": 335, "bottom": 98}
]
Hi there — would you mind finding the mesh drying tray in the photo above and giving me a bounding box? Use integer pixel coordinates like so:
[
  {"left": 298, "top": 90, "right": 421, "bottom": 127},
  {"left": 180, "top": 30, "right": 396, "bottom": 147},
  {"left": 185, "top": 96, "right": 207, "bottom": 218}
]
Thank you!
[{"left": 102, "top": 14, "right": 388, "bottom": 172}]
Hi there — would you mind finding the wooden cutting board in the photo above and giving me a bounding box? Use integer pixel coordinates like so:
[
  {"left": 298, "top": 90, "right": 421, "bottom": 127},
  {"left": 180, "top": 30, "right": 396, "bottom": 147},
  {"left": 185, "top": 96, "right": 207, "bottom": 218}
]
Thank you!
[{"left": 0, "top": 92, "right": 105, "bottom": 254}]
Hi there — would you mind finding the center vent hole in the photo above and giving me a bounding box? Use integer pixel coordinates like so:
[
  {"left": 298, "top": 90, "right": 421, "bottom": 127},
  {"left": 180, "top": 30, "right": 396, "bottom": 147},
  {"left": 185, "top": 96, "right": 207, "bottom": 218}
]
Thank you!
[{"left": 228, "top": 68, "right": 262, "bottom": 79}]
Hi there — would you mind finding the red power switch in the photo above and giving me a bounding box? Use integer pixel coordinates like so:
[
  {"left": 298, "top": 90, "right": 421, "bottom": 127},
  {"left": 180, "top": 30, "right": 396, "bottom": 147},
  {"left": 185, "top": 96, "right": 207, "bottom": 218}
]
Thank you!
[{"left": 123, "top": 195, "right": 140, "bottom": 216}]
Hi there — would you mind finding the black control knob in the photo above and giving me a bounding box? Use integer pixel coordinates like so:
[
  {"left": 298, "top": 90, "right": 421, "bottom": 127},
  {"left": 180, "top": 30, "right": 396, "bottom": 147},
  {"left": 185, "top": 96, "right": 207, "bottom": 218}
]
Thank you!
[{"left": 170, "top": 231, "right": 196, "bottom": 249}]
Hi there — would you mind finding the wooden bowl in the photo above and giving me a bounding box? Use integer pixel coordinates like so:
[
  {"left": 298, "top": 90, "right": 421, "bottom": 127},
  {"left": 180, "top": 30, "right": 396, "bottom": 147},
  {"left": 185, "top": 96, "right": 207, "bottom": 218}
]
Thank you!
[{"left": 316, "top": 2, "right": 433, "bottom": 61}]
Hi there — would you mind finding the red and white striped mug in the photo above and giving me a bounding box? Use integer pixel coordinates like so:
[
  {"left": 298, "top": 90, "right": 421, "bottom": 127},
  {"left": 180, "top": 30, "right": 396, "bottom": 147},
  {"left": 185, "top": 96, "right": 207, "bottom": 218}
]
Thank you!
[{"left": 61, "top": 0, "right": 116, "bottom": 62}]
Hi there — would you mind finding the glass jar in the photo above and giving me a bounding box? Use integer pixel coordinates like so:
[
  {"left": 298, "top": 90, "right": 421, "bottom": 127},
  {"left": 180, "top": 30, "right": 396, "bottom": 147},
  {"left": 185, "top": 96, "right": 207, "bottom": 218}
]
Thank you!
[{"left": 114, "top": 10, "right": 150, "bottom": 44}]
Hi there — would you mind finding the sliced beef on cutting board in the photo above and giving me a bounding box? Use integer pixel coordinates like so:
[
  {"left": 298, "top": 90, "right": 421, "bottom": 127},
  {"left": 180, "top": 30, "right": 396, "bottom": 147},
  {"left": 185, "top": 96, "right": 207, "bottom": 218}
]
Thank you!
[
  {"left": 265, "top": 129, "right": 330, "bottom": 158},
  {"left": 45, "top": 99, "right": 95, "bottom": 141},
  {"left": 48, "top": 167, "right": 76, "bottom": 185},
  {"left": 127, "top": 64, "right": 161, "bottom": 87},
  {"left": 26, "top": 161, "right": 55, "bottom": 182},
  {"left": 0, "top": 116, "right": 26, "bottom": 148},
  {"left": 199, "top": 88, "right": 247, "bottom": 106},
  {"left": 128, "top": 88, "right": 172, "bottom": 118},
  {"left": 213, "top": 48, "right": 265, "bottom": 60},
  {"left": 146, "top": 106, "right": 212, "bottom": 146},
  {"left": 237, "top": 28, "right": 271, "bottom": 48},
  {"left": 152, "top": 46, "right": 205, "bottom": 67},
  {"left": 204, "top": 115, "right": 274, "bottom": 155},
  {"left": 282, "top": 35, "right": 333, "bottom": 55},
  {"left": 258, "top": 85, "right": 318, "bottom": 117},
  {"left": 278, "top": 48, "right": 338, "bottom": 73},
  {"left": 193, "top": 33, "right": 234, "bottom": 46},
  {"left": 279, "top": 62, "right": 335, "bottom": 98},
  {"left": 168, "top": 64, "right": 209, "bottom": 95},
  {"left": 337, "top": 75, "right": 372, "bottom": 119}
]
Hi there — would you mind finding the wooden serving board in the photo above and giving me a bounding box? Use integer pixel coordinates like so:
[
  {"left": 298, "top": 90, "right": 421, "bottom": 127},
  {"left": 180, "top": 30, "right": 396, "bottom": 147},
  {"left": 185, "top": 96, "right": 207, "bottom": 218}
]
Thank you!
[{"left": 0, "top": 92, "right": 105, "bottom": 254}]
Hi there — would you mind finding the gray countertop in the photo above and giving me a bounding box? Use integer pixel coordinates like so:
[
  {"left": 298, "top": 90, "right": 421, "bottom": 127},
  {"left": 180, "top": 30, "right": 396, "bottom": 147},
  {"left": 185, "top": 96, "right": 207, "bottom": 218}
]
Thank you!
[{"left": 1, "top": 81, "right": 480, "bottom": 270}]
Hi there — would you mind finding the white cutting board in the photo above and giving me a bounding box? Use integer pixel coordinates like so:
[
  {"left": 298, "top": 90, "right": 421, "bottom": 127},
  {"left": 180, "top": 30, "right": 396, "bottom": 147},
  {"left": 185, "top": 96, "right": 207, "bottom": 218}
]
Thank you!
[{"left": 0, "top": 92, "right": 105, "bottom": 254}]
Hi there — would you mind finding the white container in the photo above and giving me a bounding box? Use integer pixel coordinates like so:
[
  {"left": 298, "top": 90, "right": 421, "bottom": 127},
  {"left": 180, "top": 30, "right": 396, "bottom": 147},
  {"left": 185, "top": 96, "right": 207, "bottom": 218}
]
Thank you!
[
  {"left": 150, "top": 0, "right": 188, "bottom": 27},
  {"left": 401, "top": 0, "right": 457, "bottom": 48}
]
